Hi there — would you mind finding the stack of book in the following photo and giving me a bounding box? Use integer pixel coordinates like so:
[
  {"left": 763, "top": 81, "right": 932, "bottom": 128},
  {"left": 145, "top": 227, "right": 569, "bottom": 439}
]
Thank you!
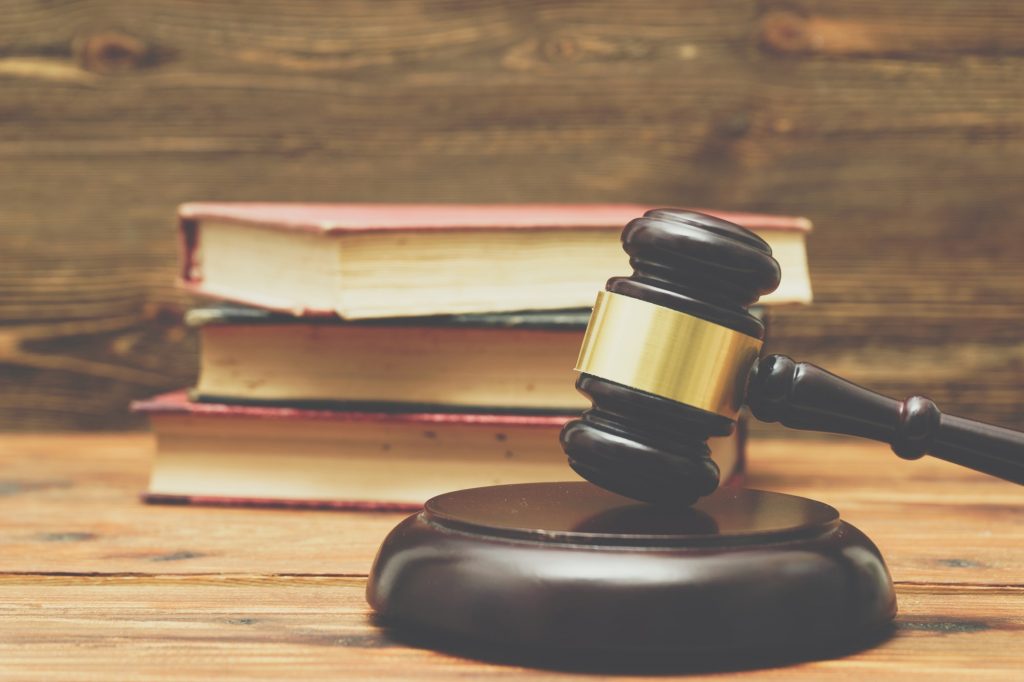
[{"left": 135, "top": 204, "right": 812, "bottom": 509}]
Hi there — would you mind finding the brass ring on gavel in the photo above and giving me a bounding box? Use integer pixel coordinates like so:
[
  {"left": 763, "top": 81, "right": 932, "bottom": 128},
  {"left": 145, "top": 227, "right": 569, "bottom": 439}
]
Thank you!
[{"left": 574, "top": 291, "right": 763, "bottom": 419}]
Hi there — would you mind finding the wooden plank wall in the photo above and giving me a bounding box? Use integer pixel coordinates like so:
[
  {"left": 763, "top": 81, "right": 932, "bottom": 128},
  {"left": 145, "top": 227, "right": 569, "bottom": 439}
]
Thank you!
[{"left": 1, "top": 1, "right": 1022, "bottom": 431}]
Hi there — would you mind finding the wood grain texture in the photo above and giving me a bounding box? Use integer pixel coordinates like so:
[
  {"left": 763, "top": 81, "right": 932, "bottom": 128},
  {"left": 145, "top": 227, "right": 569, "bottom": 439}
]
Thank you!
[
  {"left": 0, "top": 577, "right": 1020, "bottom": 681},
  {"left": 1, "top": 434, "right": 1020, "bottom": 584},
  {"left": 0, "top": 433, "right": 1021, "bottom": 679},
  {"left": 1, "top": 0, "right": 1023, "bottom": 429}
]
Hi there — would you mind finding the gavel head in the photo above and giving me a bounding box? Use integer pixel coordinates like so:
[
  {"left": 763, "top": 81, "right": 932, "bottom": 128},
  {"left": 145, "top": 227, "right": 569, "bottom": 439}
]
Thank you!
[{"left": 560, "top": 209, "right": 781, "bottom": 507}]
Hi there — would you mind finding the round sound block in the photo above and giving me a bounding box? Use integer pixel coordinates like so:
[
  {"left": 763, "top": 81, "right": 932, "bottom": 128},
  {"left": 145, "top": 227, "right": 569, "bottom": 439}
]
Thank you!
[{"left": 367, "top": 482, "right": 896, "bottom": 661}]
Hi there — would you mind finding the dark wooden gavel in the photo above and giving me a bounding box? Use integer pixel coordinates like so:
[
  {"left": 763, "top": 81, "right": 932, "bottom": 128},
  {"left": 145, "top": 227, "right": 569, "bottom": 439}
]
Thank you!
[{"left": 561, "top": 209, "right": 1024, "bottom": 507}]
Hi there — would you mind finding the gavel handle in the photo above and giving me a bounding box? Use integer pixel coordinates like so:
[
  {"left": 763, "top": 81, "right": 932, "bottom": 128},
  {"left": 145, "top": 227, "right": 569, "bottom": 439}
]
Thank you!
[{"left": 746, "top": 354, "right": 1024, "bottom": 485}]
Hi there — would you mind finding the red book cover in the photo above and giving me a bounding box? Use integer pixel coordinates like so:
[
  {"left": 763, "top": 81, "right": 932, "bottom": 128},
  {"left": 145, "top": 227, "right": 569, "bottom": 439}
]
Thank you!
[
  {"left": 132, "top": 390, "right": 574, "bottom": 427},
  {"left": 178, "top": 201, "right": 810, "bottom": 237},
  {"left": 134, "top": 391, "right": 578, "bottom": 511},
  {"left": 178, "top": 203, "right": 812, "bottom": 315}
]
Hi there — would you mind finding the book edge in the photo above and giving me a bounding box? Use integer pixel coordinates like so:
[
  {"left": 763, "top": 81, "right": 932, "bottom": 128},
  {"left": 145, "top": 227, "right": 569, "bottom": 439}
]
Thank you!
[
  {"left": 185, "top": 305, "right": 593, "bottom": 329},
  {"left": 142, "top": 492, "right": 423, "bottom": 512},
  {"left": 132, "top": 391, "right": 576, "bottom": 426},
  {"left": 188, "top": 392, "right": 586, "bottom": 416},
  {"left": 177, "top": 203, "right": 813, "bottom": 235}
]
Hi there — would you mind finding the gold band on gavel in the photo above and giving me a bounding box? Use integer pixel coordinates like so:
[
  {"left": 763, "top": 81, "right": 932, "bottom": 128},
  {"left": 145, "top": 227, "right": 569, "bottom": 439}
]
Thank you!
[{"left": 574, "top": 291, "right": 763, "bottom": 419}]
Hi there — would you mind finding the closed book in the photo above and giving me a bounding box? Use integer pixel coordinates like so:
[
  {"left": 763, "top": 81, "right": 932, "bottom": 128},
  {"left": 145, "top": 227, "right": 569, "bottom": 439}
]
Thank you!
[
  {"left": 179, "top": 203, "right": 812, "bottom": 319},
  {"left": 189, "top": 306, "right": 592, "bottom": 411},
  {"left": 134, "top": 392, "right": 745, "bottom": 510}
]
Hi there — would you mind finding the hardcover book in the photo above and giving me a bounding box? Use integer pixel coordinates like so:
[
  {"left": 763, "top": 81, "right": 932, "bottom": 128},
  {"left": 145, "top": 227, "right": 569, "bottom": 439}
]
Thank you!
[
  {"left": 179, "top": 203, "right": 812, "bottom": 319},
  {"left": 188, "top": 306, "right": 593, "bottom": 411},
  {"left": 135, "top": 392, "right": 745, "bottom": 510}
]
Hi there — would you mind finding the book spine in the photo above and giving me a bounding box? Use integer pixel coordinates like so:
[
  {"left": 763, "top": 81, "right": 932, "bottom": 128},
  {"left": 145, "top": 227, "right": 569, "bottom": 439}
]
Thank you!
[{"left": 179, "top": 215, "right": 200, "bottom": 284}]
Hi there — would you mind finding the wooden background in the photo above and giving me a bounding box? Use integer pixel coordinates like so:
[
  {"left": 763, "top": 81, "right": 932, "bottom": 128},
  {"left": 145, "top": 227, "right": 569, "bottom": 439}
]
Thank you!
[{"left": 2, "top": 0, "right": 1023, "bottom": 431}]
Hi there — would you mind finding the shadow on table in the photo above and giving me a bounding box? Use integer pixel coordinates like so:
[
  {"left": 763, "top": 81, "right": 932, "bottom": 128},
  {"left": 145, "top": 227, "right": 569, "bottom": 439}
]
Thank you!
[{"left": 370, "top": 615, "right": 895, "bottom": 675}]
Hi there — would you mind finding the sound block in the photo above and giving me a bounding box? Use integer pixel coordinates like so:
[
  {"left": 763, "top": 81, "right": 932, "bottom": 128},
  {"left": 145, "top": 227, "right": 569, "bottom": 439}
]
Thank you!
[{"left": 367, "top": 482, "right": 896, "bottom": 662}]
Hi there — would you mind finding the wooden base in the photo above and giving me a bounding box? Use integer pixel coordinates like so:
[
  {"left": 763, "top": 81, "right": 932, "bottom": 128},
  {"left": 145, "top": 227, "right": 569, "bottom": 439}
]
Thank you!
[{"left": 367, "top": 482, "right": 896, "bottom": 664}]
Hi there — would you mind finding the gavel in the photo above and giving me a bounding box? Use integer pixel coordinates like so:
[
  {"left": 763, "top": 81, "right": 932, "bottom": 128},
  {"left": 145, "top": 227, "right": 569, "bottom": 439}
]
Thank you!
[{"left": 561, "top": 208, "right": 1024, "bottom": 507}]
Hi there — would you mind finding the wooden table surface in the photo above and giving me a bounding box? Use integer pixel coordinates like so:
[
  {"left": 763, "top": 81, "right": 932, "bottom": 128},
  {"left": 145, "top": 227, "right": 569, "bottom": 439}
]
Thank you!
[{"left": 1, "top": 433, "right": 1020, "bottom": 680}]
